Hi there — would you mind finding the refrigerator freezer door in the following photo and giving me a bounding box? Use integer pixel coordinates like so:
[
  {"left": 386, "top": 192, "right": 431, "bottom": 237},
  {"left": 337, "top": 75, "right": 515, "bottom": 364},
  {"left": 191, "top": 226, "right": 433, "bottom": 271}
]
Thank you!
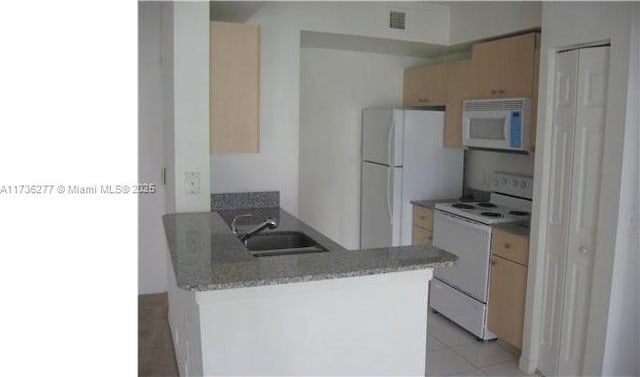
[
  {"left": 360, "top": 162, "right": 402, "bottom": 249},
  {"left": 362, "top": 109, "right": 404, "bottom": 166}
]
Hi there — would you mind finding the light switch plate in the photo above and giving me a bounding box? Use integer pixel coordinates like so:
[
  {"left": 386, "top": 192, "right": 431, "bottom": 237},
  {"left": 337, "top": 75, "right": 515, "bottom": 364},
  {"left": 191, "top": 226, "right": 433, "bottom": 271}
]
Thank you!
[{"left": 184, "top": 172, "right": 200, "bottom": 195}]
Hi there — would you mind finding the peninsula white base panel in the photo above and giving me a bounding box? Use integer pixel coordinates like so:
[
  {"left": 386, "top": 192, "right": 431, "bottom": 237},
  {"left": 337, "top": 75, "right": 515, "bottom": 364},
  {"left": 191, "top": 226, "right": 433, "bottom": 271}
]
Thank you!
[{"left": 193, "top": 269, "right": 432, "bottom": 376}]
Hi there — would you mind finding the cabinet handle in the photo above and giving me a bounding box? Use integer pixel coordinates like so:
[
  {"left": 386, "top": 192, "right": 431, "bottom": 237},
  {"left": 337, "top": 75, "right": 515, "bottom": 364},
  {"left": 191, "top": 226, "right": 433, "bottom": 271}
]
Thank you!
[
  {"left": 428, "top": 235, "right": 433, "bottom": 240},
  {"left": 498, "top": 89, "right": 505, "bottom": 94},
  {"left": 420, "top": 216, "right": 425, "bottom": 220},
  {"left": 504, "top": 243, "right": 511, "bottom": 249},
  {"left": 491, "top": 89, "right": 497, "bottom": 95},
  {"left": 418, "top": 98, "right": 429, "bottom": 103},
  {"left": 490, "top": 259, "right": 497, "bottom": 266}
]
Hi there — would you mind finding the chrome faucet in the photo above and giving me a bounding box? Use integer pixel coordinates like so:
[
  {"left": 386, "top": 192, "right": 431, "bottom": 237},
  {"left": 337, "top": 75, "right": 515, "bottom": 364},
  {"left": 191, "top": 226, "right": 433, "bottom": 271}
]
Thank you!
[
  {"left": 231, "top": 214, "right": 253, "bottom": 235},
  {"left": 238, "top": 217, "right": 277, "bottom": 243},
  {"left": 231, "top": 214, "right": 278, "bottom": 242}
]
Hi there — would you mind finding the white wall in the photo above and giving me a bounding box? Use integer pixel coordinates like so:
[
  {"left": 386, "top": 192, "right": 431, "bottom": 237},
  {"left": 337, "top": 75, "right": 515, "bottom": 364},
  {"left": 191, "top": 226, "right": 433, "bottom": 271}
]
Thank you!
[
  {"left": 299, "top": 48, "right": 428, "bottom": 249},
  {"left": 139, "top": 2, "right": 211, "bottom": 294},
  {"left": 448, "top": 1, "right": 541, "bottom": 44},
  {"left": 162, "top": 2, "right": 175, "bottom": 214},
  {"left": 172, "top": 2, "right": 211, "bottom": 213},
  {"left": 464, "top": 150, "right": 535, "bottom": 192},
  {"left": 292, "top": 1, "right": 450, "bottom": 45},
  {"left": 522, "top": 2, "right": 638, "bottom": 375},
  {"left": 210, "top": 2, "right": 451, "bottom": 215},
  {"left": 603, "top": 4, "right": 640, "bottom": 376},
  {"left": 196, "top": 269, "right": 432, "bottom": 375},
  {"left": 139, "top": 2, "right": 168, "bottom": 294}
]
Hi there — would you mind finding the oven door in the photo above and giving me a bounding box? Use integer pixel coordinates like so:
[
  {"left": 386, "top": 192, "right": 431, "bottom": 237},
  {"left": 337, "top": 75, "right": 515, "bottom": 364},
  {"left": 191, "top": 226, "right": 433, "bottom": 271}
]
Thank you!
[{"left": 433, "top": 210, "right": 492, "bottom": 303}]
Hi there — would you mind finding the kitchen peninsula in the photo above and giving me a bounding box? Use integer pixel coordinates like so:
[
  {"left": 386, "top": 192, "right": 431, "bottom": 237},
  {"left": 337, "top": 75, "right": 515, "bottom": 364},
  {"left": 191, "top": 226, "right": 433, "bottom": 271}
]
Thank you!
[{"left": 162, "top": 196, "right": 457, "bottom": 376}]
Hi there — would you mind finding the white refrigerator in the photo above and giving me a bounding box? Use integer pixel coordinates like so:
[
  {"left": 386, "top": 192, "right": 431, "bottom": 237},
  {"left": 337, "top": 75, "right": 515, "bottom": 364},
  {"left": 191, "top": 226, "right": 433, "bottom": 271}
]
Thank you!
[{"left": 360, "top": 108, "right": 464, "bottom": 249}]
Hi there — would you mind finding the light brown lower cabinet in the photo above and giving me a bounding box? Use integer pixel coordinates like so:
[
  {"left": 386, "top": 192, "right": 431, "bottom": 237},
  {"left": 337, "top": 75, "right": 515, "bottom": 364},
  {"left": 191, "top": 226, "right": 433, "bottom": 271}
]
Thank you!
[
  {"left": 487, "top": 255, "right": 528, "bottom": 349},
  {"left": 412, "top": 226, "right": 432, "bottom": 245}
]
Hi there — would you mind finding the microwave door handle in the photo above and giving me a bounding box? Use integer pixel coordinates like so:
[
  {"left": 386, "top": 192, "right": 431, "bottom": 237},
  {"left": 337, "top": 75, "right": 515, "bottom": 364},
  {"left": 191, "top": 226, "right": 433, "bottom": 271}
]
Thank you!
[
  {"left": 462, "top": 115, "right": 469, "bottom": 144},
  {"left": 387, "top": 121, "right": 395, "bottom": 165},
  {"left": 503, "top": 116, "right": 510, "bottom": 144}
]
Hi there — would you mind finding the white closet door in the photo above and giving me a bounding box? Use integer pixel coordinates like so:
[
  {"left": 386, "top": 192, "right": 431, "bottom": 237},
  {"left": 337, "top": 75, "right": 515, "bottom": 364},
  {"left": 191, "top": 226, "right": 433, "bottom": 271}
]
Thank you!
[
  {"left": 539, "top": 46, "right": 609, "bottom": 377},
  {"left": 539, "top": 49, "right": 579, "bottom": 376},
  {"left": 557, "top": 46, "right": 609, "bottom": 377}
]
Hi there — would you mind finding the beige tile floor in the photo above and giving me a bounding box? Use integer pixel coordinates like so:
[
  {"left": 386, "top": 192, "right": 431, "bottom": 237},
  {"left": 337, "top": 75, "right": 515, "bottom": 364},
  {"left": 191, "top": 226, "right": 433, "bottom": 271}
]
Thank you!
[
  {"left": 426, "top": 311, "right": 536, "bottom": 376},
  {"left": 138, "top": 294, "right": 534, "bottom": 377}
]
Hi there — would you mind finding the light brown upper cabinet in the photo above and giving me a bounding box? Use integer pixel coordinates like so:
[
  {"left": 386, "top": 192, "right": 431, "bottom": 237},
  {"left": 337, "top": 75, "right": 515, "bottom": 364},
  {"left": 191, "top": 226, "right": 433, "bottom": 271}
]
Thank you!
[
  {"left": 403, "top": 63, "right": 447, "bottom": 107},
  {"left": 444, "top": 59, "right": 474, "bottom": 148},
  {"left": 472, "top": 33, "right": 539, "bottom": 99},
  {"left": 210, "top": 22, "right": 260, "bottom": 154}
]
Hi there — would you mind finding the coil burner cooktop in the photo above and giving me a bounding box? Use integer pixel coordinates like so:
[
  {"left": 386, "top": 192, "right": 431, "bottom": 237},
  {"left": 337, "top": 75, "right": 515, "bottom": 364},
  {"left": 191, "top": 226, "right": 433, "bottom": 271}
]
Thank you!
[{"left": 435, "top": 173, "right": 533, "bottom": 225}]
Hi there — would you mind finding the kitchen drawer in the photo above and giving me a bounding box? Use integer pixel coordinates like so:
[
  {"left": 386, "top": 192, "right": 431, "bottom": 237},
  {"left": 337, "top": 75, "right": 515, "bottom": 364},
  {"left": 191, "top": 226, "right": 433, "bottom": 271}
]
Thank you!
[
  {"left": 413, "top": 206, "right": 433, "bottom": 231},
  {"left": 412, "top": 226, "right": 432, "bottom": 245},
  {"left": 491, "top": 227, "right": 529, "bottom": 265}
]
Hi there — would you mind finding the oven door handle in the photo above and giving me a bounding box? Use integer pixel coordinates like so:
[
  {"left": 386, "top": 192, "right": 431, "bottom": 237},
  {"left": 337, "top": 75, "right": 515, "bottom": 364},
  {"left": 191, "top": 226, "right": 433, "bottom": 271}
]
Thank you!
[{"left": 436, "top": 210, "right": 492, "bottom": 232}]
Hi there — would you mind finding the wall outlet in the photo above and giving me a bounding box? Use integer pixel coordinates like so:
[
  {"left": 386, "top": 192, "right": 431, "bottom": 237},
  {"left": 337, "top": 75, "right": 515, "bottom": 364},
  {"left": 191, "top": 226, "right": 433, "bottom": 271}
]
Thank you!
[{"left": 184, "top": 172, "right": 200, "bottom": 195}]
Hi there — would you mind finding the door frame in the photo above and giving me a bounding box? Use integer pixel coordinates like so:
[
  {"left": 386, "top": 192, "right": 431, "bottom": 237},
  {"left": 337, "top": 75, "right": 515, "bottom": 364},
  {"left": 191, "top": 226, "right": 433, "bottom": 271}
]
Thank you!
[{"left": 520, "top": 40, "right": 621, "bottom": 376}]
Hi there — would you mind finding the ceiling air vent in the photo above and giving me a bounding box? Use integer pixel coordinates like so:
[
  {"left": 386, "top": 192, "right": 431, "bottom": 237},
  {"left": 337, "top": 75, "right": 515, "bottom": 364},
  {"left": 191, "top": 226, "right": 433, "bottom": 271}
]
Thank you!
[{"left": 389, "top": 10, "right": 406, "bottom": 31}]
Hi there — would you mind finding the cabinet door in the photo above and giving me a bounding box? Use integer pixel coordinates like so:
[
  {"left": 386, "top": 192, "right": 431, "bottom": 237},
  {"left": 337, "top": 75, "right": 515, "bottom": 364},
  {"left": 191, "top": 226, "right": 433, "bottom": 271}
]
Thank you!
[
  {"left": 491, "top": 228, "right": 529, "bottom": 265},
  {"left": 413, "top": 206, "right": 433, "bottom": 231},
  {"left": 403, "top": 64, "right": 447, "bottom": 106},
  {"left": 488, "top": 255, "right": 527, "bottom": 349},
  {"left": 210, "top": 22, "right": 260, "bottom": 153},
  {"left": 444, "top": 59, "right": 474, "bottom": 148},
  {"left": 412, "top": 227, "right": 432, "bottom": 245},
  {"left": 472, "top": 33, "right": 537, "bottom": 99}
]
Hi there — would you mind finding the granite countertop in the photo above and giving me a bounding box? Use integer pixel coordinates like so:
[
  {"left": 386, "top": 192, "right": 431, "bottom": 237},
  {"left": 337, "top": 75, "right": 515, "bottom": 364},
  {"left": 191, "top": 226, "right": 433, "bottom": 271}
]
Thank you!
[
  {"left": 163, "top": 208, "right": 457, "bottom": 291},
  {"left": 494, "top": 222, "right": 530, "bottom": 238}
]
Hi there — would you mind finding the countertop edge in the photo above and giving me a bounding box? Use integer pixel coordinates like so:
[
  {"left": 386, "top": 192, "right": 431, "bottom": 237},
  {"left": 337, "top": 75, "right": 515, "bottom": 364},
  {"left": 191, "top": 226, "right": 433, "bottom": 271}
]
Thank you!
[{"left": 180, "top": 259, "right": 457, "bottom": 291}]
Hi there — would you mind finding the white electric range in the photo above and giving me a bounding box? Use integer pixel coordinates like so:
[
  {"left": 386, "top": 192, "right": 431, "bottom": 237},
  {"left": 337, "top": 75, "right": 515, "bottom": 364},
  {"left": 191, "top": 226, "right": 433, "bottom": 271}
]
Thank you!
[{"left": 430, "top": 172, "right": 533, "bottom": 340}]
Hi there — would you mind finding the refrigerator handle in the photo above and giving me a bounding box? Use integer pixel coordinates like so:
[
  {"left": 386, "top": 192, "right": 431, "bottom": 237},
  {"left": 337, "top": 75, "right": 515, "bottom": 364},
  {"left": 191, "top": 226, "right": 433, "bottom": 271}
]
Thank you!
[
  {"left": 387, "top": 120, "right": 395, "bottom": 165},
  {"left": 386, "top": 168, "right": 393, "bottom": 223}
]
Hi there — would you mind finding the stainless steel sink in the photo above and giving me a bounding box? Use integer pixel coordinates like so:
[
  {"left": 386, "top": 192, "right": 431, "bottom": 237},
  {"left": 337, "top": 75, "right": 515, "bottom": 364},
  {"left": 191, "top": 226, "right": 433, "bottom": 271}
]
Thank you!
[{"left": 244, "top": 231, "right": 328, "bottom": 257}]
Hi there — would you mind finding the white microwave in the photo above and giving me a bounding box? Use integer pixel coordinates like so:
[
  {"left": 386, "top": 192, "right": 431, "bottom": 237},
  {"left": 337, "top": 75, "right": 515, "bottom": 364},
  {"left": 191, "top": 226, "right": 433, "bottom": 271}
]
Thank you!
[{"left": 462, "top": 98, "right": 531, "bottom": 152}]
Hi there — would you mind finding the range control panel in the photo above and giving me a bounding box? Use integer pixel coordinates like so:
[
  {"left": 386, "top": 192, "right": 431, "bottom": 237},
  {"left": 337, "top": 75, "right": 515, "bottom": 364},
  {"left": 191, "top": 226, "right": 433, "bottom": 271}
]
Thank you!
[{"left": 489, "top": 172, "right": 533, "bottom": 199}]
